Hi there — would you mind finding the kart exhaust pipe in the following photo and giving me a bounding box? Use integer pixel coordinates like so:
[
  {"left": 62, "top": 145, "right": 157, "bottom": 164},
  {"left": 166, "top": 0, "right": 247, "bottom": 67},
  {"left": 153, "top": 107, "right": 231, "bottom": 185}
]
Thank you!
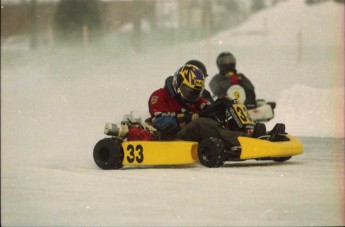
[{"left": 104, "top": 122, "right": 129, "bottom": 138}]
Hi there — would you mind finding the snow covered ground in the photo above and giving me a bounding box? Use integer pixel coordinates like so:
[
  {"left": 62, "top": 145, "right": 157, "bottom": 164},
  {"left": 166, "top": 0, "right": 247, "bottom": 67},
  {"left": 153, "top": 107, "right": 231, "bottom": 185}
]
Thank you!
[{"left": 1, "top": 0, "right": 344, "bottom": 226}]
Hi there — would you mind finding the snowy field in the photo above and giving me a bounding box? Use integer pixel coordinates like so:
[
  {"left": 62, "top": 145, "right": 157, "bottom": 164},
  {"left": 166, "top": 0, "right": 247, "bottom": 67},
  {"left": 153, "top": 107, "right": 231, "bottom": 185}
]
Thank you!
[{"left": 1, "top": 1, "right": 344, "bottom": 226}]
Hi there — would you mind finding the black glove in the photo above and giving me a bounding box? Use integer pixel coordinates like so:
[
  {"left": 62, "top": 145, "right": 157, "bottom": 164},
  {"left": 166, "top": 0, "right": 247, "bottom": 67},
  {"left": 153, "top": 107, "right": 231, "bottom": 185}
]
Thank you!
[
  {"left": 199, "top": 97, "right": 228, "bottom": 118},
  {"left": 176, "top": 113, "right": 199, "bottom": 128}
]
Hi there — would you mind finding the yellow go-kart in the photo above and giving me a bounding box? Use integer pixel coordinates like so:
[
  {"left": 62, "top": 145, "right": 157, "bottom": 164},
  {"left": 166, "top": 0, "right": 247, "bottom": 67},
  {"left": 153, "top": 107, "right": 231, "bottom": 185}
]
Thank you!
[{"left": 93, "top": 98, "right": 303, "bottom": 169}]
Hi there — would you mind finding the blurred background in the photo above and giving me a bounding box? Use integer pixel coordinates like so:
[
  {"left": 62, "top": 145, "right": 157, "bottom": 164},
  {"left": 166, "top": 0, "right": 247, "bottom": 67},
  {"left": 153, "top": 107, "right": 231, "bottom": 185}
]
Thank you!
[
  {"left": 1, "top": 0, "right": 344, "bottom": 137},
  {"left": 3, "top": 0, "right": 343, "bottom": 52},
  {"left": 1, "top": 0, "right": 290, "bottom": 51}
]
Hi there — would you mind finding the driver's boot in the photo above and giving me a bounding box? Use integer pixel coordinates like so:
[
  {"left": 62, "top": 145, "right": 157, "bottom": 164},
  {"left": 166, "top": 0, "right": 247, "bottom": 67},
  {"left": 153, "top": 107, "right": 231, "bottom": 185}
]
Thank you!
[
  {"left": 251, "top": 123, "right": 267, "bottom": 138},
  {"left": 268, "top": 123, "right": 286, "bottom": 141}
]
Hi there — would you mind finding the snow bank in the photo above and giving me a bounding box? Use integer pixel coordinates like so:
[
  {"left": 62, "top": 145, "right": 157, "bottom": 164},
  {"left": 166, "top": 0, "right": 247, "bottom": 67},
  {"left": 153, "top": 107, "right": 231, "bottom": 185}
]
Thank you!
[{"left": 266, "top": 84, "right": 344, "bottom": 138}]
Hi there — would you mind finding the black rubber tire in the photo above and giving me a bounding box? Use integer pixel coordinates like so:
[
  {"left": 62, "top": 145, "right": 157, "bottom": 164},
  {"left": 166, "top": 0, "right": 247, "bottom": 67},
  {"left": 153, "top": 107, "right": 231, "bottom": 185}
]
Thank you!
[
  {"left": 93, "top": 138, "right": 124, "bottom": 169},
  {"left": 198, "top": 137, "right": 225, "bottom": 168},
  {"left": 273, "top": 156, "right": 292, "bottom": 162}
]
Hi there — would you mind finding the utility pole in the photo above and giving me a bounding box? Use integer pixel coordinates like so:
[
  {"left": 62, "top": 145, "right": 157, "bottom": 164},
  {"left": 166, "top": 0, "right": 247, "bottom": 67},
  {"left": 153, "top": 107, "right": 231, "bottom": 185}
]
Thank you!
[
  {"left": 203, "top": 0, "right": 212, "bottom": 65},
  {"left": 30, "top": 0, "right": 38, "bottom": 49},
  {"left": 132, "top": 1, "right": 142, "bottom": 52}
]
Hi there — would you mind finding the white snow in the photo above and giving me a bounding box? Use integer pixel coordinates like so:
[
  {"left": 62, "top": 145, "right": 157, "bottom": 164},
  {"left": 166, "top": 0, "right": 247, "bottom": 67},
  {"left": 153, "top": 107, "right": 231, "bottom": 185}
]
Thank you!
[
  {"left": 1, "top": 0, "right": 344, "bottom": 226},
  {"left": 210, "top": 0, "right": 345, "bottom": 138}
]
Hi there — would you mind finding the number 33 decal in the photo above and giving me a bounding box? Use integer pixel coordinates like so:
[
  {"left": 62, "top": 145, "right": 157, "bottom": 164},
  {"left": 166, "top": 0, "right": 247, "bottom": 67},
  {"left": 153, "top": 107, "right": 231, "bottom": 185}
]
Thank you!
[
  {"left": 233, "top": 104, "right": 253, "bottom": 124},
  {"left": 126, "top": 144, "right": 144, "bottom": 163}
]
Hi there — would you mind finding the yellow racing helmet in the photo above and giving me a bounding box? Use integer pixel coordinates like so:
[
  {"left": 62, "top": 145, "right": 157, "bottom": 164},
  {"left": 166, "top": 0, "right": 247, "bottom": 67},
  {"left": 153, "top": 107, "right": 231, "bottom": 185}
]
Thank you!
[{"left": 173, "top": 64, "right": 205, "bottom": 103}]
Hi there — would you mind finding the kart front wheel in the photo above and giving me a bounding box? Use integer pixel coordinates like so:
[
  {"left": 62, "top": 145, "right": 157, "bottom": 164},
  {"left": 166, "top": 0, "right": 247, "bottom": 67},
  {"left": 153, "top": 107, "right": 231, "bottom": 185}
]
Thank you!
[
  {"left": 93, "top": 138, "right": 124, "bottom": 169},
  {"left": 198, "top": 137, "right": 225, "bottom": 168}
]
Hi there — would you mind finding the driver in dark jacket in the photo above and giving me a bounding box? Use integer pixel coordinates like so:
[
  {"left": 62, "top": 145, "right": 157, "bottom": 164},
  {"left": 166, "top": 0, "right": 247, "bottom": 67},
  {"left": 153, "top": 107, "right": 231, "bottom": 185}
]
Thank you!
[{"left": 209, "top": 52, "right": 257, "bottom": 109}]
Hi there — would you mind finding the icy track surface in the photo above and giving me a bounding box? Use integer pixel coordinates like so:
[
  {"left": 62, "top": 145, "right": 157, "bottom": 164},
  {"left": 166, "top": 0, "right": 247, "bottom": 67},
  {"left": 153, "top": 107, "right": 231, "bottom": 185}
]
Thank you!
[
  {"left": 1, "top": 0, "right": 344, "bottom": 226},
  {"left": 1, "top": 138, "right": 345, "bottom": 226}
]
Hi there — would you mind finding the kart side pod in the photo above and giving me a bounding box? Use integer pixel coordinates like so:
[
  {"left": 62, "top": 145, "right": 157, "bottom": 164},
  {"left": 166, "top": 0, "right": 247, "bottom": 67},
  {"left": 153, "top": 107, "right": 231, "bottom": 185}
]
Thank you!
[
  {"left": 93, "top": 134, "right": 303, "bottom": 169},
  {"left": 238, "top": 134, "right": 304, "bottom": 159},
  {"left": 93, "top": 138, "right": 199, "bottom": 169}
]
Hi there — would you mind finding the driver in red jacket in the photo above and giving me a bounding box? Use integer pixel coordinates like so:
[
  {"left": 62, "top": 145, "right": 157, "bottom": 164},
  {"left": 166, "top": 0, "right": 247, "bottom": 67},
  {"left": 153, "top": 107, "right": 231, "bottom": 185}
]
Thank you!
[{"left": 148, "top": 64, "right": 266, "bottom": 149}]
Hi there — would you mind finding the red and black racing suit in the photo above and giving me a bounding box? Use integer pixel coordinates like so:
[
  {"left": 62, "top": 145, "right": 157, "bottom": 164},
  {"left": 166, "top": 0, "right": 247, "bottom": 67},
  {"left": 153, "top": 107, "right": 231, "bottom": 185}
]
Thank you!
[{"left": 148, "top": 76, "right": 245, "bottom": 147}]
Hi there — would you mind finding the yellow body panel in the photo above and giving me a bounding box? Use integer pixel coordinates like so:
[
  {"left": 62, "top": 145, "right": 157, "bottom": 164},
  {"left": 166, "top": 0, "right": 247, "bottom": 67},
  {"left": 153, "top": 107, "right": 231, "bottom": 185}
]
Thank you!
[
  {"left": 121, "top": 141, "right": 198, "bottom": 166},
  {"left": 119, "top": 135, "right": 302, "bottom": 166},
  {"left": 239, "top": 134, "right": 304, "bottom": 159}
]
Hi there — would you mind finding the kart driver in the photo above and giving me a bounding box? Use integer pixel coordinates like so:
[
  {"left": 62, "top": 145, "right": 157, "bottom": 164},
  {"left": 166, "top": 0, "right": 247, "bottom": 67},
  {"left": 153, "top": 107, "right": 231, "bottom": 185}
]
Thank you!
[
  {"left": 148, "top": 64, "right": 266, "bottom": 149},
  {"left": 209, "top": 52, "right": 257, "bottom": 109}
]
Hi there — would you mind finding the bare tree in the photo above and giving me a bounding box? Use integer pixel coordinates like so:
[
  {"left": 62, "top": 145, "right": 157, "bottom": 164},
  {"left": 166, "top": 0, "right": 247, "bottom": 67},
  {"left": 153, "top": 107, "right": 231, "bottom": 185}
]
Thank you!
[
  {"left": 30, "top": 0, "right": 38, "bottom": 49},
  {"left": 54, "top": 0, "right": 102, "bottom": 43}
]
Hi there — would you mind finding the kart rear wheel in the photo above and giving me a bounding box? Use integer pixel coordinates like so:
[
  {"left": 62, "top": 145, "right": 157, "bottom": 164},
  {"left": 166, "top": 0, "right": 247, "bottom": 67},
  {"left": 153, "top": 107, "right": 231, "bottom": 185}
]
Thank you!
[
  {"left": 273, "top": 156, "right": 292, "bottom": 162},
  {"left": 198, "top": 137, "right": 225, "bottom": 168},
  {"left": 93, "top": 138, "right": 124, "bottom": 169}
]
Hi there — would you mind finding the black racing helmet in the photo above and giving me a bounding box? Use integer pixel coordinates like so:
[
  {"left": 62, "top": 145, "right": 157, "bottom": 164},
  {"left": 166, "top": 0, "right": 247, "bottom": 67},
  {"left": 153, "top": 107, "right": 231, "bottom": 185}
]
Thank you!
[
  {"left": 216, "top": 52, "right": 236, "bottom": 74},
  {"left": 185, "top": 59, "right": 208, "bottom": 78}
]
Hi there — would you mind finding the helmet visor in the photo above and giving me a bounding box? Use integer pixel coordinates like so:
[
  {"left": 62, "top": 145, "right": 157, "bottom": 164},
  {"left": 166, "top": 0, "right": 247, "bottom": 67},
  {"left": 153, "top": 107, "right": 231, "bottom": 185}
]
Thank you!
[
  {"left": 218, "top": 55, "right": 235, "bottom": 65},
  {"left": 179, "top": 84, "right": 202, "bottom": 103}
]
